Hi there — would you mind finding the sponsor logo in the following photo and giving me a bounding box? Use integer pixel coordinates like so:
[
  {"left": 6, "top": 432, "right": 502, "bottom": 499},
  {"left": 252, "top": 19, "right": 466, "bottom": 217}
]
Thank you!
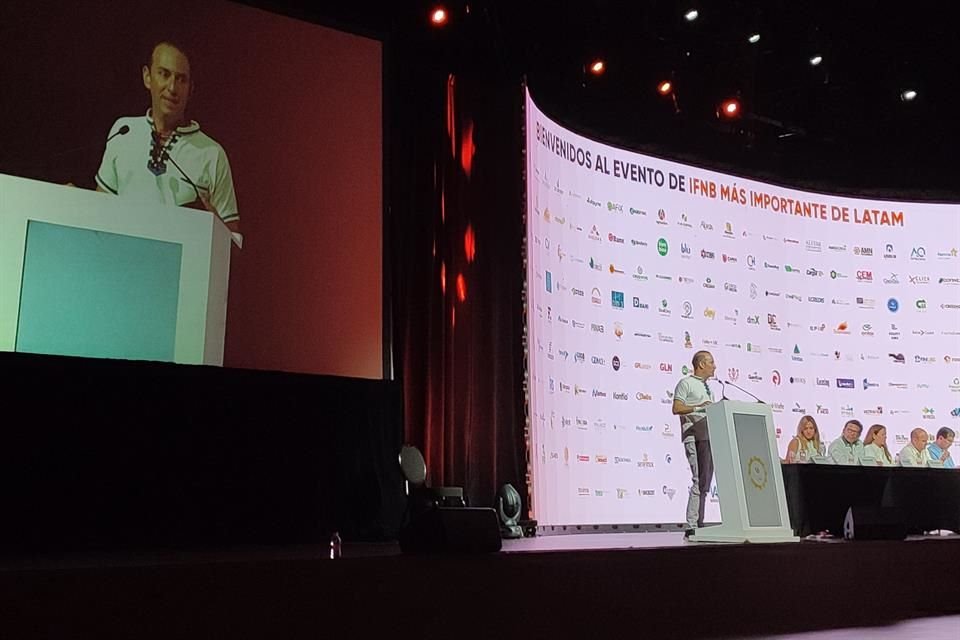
[
  {"left": 911, "top": 247, "right": 926, "bottom": 260},
  {"left": 588, "top": 225, "right": 601, "bottom": 241},
  {"left": 591, "top": 356, "right": 606, "bottom": 366},
  {"left": 657, "top": 238, "right": 669, "bottom": 256},
  {"left": 863, "top": 378, "right": 879, "bottom": 390},
  {"left": 909, "top": 275, "right": 931, "bottom": 285},
  {"left": 941, "top": 277, "right": 960, "bottom": 285},
  {"left": 764, "top": 261, "right": 780, "bottom": 270},
  {"left": 722, "top": 254, "right": 738, "bottom": 264},
  {"left": 808, "top": 296, "right": 825, "bottom": 304},
  {"left": 632, "top": 266, "right": 649, "bottom": 282},
  {"left": 816, "top": 378, "right": 830, "bottom": 387},
  {"left": 747, "top": 255, "right": 757, "bottom": 269},
  {"left": 883, "top": 244, "right": 896, "bottom": 259},
  {"left": 854, "top": 246, "right": 874, "bottom": 256},
  {"left": 887, "top": 298, "right": 899, "bottom": 312},
  {"left": 611, "top": 290, "right": 624, "bottom": 309},
  {"left": 612, "top": 356, "right": 622, "bottom": 371},
  {"left": 700, "top": 249, "right": 716, "bottom": 260},
  {"left": 703, "top": 277, "right": 716, "bottom": 289},
  {"left": 608, "top": 233, "right": 625, "bottom": 244},
  {"left": 724, "top": 282, "right": 738, "bottom": 293},
  {"left": 856, "top": 270, "right": 873, "bottom": 282},
  {"left": 807, "top": 240, "right": 823, "bottom": 252},
  {"left": 837, "top": 378, "right": 855, "bottom": 389},
  {"left": 591, "top": 288, "right": 602, "bottom": 305},
  {"left": 633, "top": 297, "right": 650, "bottom": 310}
]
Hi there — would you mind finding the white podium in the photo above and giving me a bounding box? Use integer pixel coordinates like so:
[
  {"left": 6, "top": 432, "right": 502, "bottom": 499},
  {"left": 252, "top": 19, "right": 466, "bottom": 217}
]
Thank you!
[
  {"left": 690, "top": 400, "right": 798, "bottom": 543},
  {"left": 0, "top": 173, "right": 232, "bottom": 365}
]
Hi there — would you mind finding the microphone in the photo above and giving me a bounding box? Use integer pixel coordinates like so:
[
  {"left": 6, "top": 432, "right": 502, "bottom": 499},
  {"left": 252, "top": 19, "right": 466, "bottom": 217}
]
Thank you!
[
  {"left": 713, "top": 378, "right": 729, "bottom": 401},
  {"left": 107, "top": 124, "right": 131, "bottom": 143},
  {"left": 724, "top": 380, "right": 765, "bottom": 403},
  {"left": 151, "top": 131, "right": 206, "bottom": 204},
  {"left": 3, "top": 125, "right": 130, "bottom": 173}
]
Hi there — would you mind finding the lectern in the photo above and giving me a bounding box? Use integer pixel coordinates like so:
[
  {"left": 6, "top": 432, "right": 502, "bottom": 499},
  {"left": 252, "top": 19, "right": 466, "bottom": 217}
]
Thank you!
[
  {"left": 0, "top": 173, "right": 232, "bottom": 365},
  {"left": 690, "top": 400, "right": 798, "bottom": 543}
]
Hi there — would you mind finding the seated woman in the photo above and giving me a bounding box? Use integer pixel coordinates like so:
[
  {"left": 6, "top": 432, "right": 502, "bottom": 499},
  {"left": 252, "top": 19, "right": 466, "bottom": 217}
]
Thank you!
[
  {"left": 785, "top": 415, "right": 823, "bottom": 463},
  {"left": 863, "top": 424, "right": 894, "bottom": 466}
]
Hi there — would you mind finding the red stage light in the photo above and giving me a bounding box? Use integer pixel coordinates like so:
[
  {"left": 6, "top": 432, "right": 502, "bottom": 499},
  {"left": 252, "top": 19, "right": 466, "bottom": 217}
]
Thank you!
[
  {"left": 719, "top": 98, "right": 741, "bottom": 118},
  {"left": 430, "top": 7, "right": 448, "bottom": 26},
  {"left": 657, "top": 80, "right": 673, "bottom": 96},
  {"left": 456, "top": 273, "right": 467, "bottom": 302},
  {"left": 589, "top": 60, "right": 605, "bottom": 75},
  {"left": 464, "top": 224, "right": 476, "bottom": 263}
]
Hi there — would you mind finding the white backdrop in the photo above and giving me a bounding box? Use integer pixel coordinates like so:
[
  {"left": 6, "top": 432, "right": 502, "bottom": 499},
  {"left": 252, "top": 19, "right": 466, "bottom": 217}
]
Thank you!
[{"left": 525, "top": 88, "right": 960, "bottom": 527}]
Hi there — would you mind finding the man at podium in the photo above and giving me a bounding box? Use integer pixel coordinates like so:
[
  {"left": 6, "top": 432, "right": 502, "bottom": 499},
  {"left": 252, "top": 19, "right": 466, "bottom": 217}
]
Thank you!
[
  {"left": 672, "top": 350, "right": 717, "bottom": 537},
  {"left": 95, "top": 40, "right": 240, "bottom": 233}
]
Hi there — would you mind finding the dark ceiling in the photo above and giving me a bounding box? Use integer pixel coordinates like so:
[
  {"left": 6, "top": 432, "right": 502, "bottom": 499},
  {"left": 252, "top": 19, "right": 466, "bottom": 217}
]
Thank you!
[{"left": 252, "top": 0, "right": 958, "bottom": 196}]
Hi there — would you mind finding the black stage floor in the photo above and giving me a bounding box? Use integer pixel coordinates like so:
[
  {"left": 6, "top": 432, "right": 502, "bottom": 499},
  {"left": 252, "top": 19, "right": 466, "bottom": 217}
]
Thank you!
[{"left": 2, "top": 531, "right": 959, "bottom": 639}]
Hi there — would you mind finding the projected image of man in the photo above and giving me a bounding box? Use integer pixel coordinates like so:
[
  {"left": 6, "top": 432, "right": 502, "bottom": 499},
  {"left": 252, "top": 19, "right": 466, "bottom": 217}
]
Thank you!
[
  {"left": 95, "top": 41, "right": 240, "bottom": 232},
  {"left": 672, "top": 350, "right": 716, "bottom": 537}
]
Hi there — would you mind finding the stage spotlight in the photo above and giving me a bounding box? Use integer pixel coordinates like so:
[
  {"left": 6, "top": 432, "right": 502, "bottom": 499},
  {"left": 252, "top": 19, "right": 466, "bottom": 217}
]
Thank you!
[
  {"left": 747, "top": 33, "right": 760, "bottom": 44},
  {"left": 900, "top": 89, "right": 917, "bottom": 102},
  {"left": 719, "top": 98, "right": 741, "bottom": 119},
  {"left": 430, "top": 6, "right": 448, "bottom": 26},
  {"left": 588, "top": 59, "right": 606, "bottom": 76},
  {"left": 809, "top": 54, "right": 823, "bottom": 66},
  {"left": 657, "top": 80, "right": 673, "bottom": 96},
  {"left": 496, "top": 484, "right": 524, "bottom": 538},
  {"left": 684, "top": 9, "right": 699, "bottom": 22}
]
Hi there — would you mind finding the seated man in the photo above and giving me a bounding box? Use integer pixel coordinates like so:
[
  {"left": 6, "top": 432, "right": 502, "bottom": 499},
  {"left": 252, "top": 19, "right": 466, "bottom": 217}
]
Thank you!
[
  {"left": 828, "top": 419, "right": 865, "bottom": 465},
  {"left": 897, "top": 427, "right": 932, "bottom": 466},
  {"left": 926, "top": 427, "right": 956, "bottom": 468}
]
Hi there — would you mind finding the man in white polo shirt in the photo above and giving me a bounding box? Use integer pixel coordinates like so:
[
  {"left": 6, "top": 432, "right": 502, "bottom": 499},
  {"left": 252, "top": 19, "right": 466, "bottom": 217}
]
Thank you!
[
  {"left": 897, "top": 427, "right": 932, "bottom": 466},
  {"left": 96, "top": 40, "right": 240, "bottom": 232},
  {"left": 672, "top": 350, "right": 717, "bottom": 537}
]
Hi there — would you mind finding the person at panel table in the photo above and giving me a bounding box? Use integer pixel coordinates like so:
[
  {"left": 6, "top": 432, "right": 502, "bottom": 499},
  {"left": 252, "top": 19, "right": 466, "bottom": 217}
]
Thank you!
[
  {"left": 785, "top": 415, "right": 824, "bottom": 463},
  {"left": 862, "top": 424, "right": 894, "bottom": 466},
  {"left": 897, "top": 428, "right": 932, "bottom": 466},
  {"left": 671, "top": 350, "right": 716, "bottom": 538},
  {"left": 827, "top": 419, "right": 865, "bottom": 465},
  {"left": 95, "top": 40, "right": 240, "bottom": 234},
  {"left": 926, "top": 427, "right": 956, "bottom": 468}
]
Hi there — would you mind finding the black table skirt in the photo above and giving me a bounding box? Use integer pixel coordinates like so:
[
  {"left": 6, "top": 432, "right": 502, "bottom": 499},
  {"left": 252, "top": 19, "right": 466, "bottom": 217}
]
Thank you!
[{"left": 781, "top": 463, "right": 960, "bottom": 536}]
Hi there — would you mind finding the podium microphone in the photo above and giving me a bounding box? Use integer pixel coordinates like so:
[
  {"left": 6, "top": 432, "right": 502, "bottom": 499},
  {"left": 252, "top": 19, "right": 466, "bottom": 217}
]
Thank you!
[
  {"left": 153, "top": 132, "right": 205, "bottom": 203},
  {"left": 2, "top": 125, "right": 130, "bottom": 173},
  {"left": 712, "top": 378, "right": 729, "bottom": 401},
  {"left": 724, "top": 380, "right": 765, "bottom": 403},
  {"left": 106, "top": 124, "right": 131, "bottom": 143}
]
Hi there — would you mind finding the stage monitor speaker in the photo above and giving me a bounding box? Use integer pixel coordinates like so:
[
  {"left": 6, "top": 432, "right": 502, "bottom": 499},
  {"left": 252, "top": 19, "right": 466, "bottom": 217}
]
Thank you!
[
  {"left": 399, "top": 507, "right": 502, "bottom": 553},
  {"left": 843, "top": 506, "right": 907, "bottom": 541}
]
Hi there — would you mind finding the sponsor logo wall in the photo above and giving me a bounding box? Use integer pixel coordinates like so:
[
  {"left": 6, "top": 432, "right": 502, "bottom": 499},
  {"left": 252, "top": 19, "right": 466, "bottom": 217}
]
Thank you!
[{"left": 526, "top": 89, "right": 960, "bottom": 527}]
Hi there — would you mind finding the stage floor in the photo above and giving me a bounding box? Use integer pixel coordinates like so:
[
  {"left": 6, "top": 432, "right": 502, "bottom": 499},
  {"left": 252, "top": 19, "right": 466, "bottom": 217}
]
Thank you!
[
  {"left": 2, "top": 531, "right": 959, "bottom": 639},
  {"left": 1, "top": 529, "right": 958, "bottom": 571}
]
